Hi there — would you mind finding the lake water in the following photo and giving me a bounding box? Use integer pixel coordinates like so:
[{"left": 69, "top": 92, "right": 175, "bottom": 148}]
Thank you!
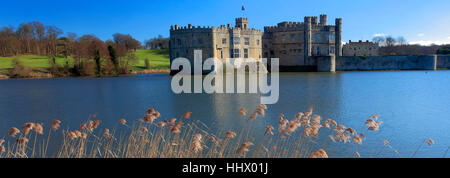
[{"left": 0, "top": 71, "right": 449, "bottom": 158}]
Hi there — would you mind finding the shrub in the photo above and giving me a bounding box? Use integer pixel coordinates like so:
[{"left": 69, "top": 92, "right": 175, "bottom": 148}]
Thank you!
[
  {"left": 145, "top": 58, "right": 150, "bottom": 69},
  {"left": 9, "top": 57, "right": 31, "bottom": 78}
]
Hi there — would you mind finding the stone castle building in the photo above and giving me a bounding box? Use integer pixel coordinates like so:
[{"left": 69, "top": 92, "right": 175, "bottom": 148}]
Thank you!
[
  {"left": 169, "top": 17, "right": 262, "bottom": 74},
  {"left": 263, "top": 15, "right": 342, "bottom": 70},
  {"left": 169, "top": 15, "right": 342, "bottom": 73},
  {"left": 343, "top": 40, "right": 379, "bottom": 56}
]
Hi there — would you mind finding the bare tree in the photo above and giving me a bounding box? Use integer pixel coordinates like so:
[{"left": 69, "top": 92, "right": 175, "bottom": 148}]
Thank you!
[{"left": 397, "top": 36, "right": 407, "bottom": 46}]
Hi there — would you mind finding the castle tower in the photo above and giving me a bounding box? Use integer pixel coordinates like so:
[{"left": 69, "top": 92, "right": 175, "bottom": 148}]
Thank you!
[
  {"left": 235, "top": 17, "right": 249, "bottom": 29},
  {"left": 320, "top": 14, "right": 327, "bottom": 25},
  {"left": 335, "top": 18, "right": 342, "bottom": 56},
  {"left": 304, "top": 16, "right": 312, "bottom": 59},
  {"left": 311, "top": 16, "right": 319, "bottom": 25}
]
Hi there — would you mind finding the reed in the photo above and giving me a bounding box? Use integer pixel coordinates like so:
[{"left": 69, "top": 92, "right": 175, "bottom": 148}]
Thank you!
[{"left": 0, "top": 106, "right": 443, "bottom": 158}]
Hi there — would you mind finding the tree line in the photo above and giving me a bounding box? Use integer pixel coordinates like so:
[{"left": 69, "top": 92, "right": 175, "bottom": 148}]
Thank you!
[
  {"left": 1, "top": 21, "right": 144, "bottom": 77},
  {"left": 144, "top": 35, "right": 169, "bottom": 49},
  {"left": 372, "top": 35, "right": 450, "bottom": 56}
]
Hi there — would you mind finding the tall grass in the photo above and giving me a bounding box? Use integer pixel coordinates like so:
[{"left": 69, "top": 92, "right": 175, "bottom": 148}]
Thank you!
[{"left": 0, "top": 105, "right": 440, "bottom": 158}]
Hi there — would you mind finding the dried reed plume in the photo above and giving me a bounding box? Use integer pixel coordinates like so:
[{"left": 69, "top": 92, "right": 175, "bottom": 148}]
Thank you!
[
  {"left": 17, "top": 137, "right": 29, "bottom": 145},
  {"left": 191, "top": 134, "right": 203, "bottom": 153},
  {"left": 225, "top": 131, "right": 237, "bottom": 139},
  {"left": 51, "top": 120, "right": 61, "bottom": 131},
  {"left": 171, "top": 121, "right": 183, "bottom": 134},
  {"left": 239, "top": 108, "right": 247, "bottom": 116},
  {"left": 183, "top": 112, "right": 192, "bottom": 119},
  {"left": 365, "top": 117, "right": 382, "bottom": 131},
  {"left": 118, "top": 119, "right": 127, "bottom": 125},
  {"left": 67, "top": 131, "right": 78, "bottom": 139},
  {"left": 264, "top": 126, "right": 274, "bottom": 136},
  {"left": 310, "top": 148, "right": 328, "bottom": 158},
  {"left": 22, "top": 123, "right": 34, "bottom": 135},
  {"left": 236, "top": 141, "right": 253, "bottom": 156},
  {"left": 103, "top": 128, "right": 111, "bottom": 138},
  {"left": 425, "top": 138, "right": 435, "bottom": 146},
  {"left": 8, "top": 127, "right": 20, "bottom": 137},
  {"left": 353, "top": 135, "right": 363, "bottom": 145},
  {"left": 0, "top": 138, "right": 5, "bottom": 154},
  {"left": 33, "top": 123, "right": 44, "bottom": 135}
]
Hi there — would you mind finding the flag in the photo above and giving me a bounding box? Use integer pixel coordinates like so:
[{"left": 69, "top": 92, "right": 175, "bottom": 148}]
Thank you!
[{"left": 242, "top": 5, "right": 246, "bottom": 11}]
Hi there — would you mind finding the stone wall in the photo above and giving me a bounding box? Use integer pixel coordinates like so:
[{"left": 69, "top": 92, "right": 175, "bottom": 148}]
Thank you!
[
  {"left": 437, "top": 56, "right": 450, "bottom": 69},
  {"left": 316, "top": 56, "right": 335, "bottom": 72},
  {"left": 335, "top": 55, "right": 437, "bottom": 71}
]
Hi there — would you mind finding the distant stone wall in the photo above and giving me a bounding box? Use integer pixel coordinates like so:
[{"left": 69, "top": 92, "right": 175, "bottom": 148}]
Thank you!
[
  {"left": 335, "top": 55, "right": 437, "bottom": 71},
  {"left": 437, "top": 56, "right": 450, "bottom": 69}
]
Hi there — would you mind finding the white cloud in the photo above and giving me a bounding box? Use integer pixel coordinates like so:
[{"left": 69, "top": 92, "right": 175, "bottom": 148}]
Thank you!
[
  {"left": 373, "top": 33, "right": 387, "bottom": 37},
  {"left": 409, "top": 40, "right": 450, "bottom": 46},
  {"left": 417, "top": 33, "right": 425, "bottom": 37}
]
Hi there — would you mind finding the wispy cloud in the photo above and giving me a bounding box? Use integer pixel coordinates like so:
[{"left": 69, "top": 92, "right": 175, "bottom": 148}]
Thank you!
[
  {"left": 373, "top": 33, "right": 387, "bottom": 37},
  {"left": 417, "top": 33, "right": 425, "bottom": 37},
  {"left": 409, "top": 40, "right": 450, "bottom": 46}
]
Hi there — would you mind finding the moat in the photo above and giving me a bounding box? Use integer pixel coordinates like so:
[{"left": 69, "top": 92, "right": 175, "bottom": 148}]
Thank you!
[{"left": 0, "top": 71, "right": 449, "bottom": 157}]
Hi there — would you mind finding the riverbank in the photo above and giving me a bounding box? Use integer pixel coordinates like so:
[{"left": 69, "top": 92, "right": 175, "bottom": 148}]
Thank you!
[{"left": 0, "top": 49, "right": 170, "bottom": 79}]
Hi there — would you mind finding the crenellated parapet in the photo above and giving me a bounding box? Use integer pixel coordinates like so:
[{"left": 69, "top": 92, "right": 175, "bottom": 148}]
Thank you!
[
  {"left": 170, "top": 24, "right": 215, "bottom": 33},
  {"left": 263, "top": 15, "right": 337, "bottom": 33}
]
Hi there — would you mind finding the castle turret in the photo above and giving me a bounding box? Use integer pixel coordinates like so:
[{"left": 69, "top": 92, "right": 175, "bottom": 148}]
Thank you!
[
  {"left": 304, "top": 16, "right": 312, "bottom": 59},
  {"left": 335, "top": 18, "right": 342, "bottom": 56},
  {"left": 320, "top": 14, "right": 327, "bottom": 25},
  {"left": 311, "top": 16, "right": 318, "bottom": 25},
  {"left": 235, "top": 17, "right": 249, "bottom": 29}
]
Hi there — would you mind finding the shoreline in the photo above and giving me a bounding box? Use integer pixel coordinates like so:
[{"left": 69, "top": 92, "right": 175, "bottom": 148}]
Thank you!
[{"left": 0, "top": 69, "right": 171, "bottom": 80}]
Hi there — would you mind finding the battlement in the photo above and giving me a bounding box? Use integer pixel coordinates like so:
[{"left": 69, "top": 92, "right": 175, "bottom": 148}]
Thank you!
[
  {"left": 346, "top": 40, "right": 377, "bottom": 45},
  {"left": 263, "top": 14, "right": 338, "bottom": 32},
  {"left": 170, "top": 24, "right": 216, "bottom": 32}
]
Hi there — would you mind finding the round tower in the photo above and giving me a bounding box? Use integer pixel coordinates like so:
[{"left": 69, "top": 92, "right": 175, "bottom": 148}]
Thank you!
[
  {"left": 335, "top": 18, "right": 342, "bottom": 56},
  {"left": 320, "top": 14, "right": 328, "bottom": 25},
  {"left": 304, "top": 16, "right": 312, "bottom": 59}
]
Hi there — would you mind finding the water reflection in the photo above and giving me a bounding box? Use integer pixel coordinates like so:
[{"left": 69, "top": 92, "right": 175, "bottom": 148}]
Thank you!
[{"left": 0, "top": 71, "right": 449, "bottom": 157}]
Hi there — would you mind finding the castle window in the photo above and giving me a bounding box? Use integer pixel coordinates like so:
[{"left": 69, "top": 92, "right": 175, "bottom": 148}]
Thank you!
[
  {"left": 221, "top": 51, "right": 223, "bottom": 59},
  {"left": 233, "top": 49, "right": 240, "bottom": 58},
  {"left": 233, "top": 37, "right": 240, "bottom": 44},
  {"left": 198, "top": 38, "right": 203, "bottom": 45},
  {"left": 257, "top": 40, "right": 260, "bottom": 46},
  {"left": 222, "top": 38, "right": 227, "bottom": 44},
  {"left": 315, "top": 34, "right": 322, "bottom": 42},
  {"left": 245, "top": 38, "right": 250, "bottom": 45},
  {"left": 244, "top": 49, "right": 248, "bottom": 58},
  {"left": 177, "top": 39, "right": 181, "bottom": 45}
]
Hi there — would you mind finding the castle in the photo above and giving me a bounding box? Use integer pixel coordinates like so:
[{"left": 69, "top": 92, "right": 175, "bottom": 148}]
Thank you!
[
  {"left": 169, "top": 18, "right": 262, "bottom": 74},
  {"left": 169, "top": 15, "right": 341, "bottom": 73},
  {"left": 263, "top": 15, "right": 342, "bottom": 71},
  {"left": 169, "top": 15, "right": 446, "bottom": 74},
  {"left": 343, "top": 40, "right": 379, "bottom": 56}
]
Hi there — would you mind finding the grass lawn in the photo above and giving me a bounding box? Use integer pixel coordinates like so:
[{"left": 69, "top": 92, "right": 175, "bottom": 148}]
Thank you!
[
  {"left": 131, "top": 49, "right": 170, "bottom": 70},
  {"left": 0, "top": 49, "right": 170, "bottom": 74}
]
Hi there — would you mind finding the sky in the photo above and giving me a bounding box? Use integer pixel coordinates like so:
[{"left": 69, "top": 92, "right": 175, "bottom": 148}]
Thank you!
[{"left": 1, "top": 0, "right": 450, "bottom": 45}]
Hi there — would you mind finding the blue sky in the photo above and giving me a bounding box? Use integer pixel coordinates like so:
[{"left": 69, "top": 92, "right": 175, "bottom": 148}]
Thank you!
[{"left": 1, "top": 0, "right": 449, "bottom": 45}]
